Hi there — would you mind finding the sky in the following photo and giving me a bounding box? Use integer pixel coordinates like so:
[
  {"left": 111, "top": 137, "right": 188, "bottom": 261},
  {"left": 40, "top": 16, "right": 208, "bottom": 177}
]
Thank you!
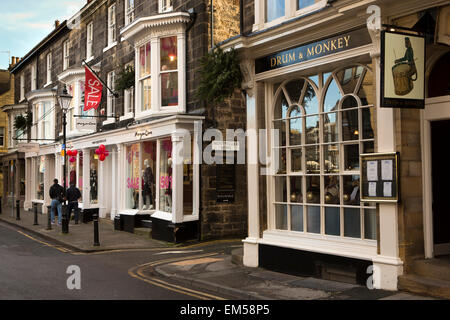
[{"left": 0, "top": 0, "right": 86, "bottom": 69}]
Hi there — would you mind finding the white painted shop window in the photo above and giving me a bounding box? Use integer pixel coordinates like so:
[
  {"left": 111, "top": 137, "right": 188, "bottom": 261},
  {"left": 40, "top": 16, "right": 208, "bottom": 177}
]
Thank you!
[
  {"left": 269, "top": 64, "right": 377, "bottom": 240},
  {"left": 46, "top": 53, "right": 52, "bottom": 85},
  {"left": 63, "top": 40, "right": 70, "bottom": 70},
  {"left": 125, "top": 0, "right": 135, "bottom": 25},
  {"left": 159, "top": 0, "right": 173, "bottom": 13},
  {"left": 86, "top": 21, "right": 94, "bottom": 60},
  {"left": 108, "top": 4, "right": 116, "bottom": 45}
]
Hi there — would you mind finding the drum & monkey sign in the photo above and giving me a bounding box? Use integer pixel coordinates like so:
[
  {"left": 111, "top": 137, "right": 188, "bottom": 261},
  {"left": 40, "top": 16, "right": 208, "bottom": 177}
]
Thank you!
[{"left": 381, "top": 30, "right": 425, "bottom": 109}]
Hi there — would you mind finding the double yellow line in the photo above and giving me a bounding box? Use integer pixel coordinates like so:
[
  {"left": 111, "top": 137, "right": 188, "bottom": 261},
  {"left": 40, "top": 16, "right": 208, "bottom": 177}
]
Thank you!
[
  {"left": 128, "top": 253, "right": 227, "bottom": 300},
  {"left": 16, "top": 230, "right": 72, "bottom": 253}
]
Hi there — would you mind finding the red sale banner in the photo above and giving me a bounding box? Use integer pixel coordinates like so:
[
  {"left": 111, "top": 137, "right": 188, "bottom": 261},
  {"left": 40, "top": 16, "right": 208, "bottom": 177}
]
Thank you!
[{"left": 84, "top": 66, "right": 103, "bottom": 111}]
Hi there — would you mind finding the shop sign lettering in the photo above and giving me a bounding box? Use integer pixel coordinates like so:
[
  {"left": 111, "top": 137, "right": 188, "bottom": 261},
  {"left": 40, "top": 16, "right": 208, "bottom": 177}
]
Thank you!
[
  {"left": 127, "top": 177, "right": 139, "bottom": 189},
  {"left": 255, "top": 28, "right": 371, "bottom": 73},
  {"left": 135, "top": 129, "right": 152, "bottom": 139}
]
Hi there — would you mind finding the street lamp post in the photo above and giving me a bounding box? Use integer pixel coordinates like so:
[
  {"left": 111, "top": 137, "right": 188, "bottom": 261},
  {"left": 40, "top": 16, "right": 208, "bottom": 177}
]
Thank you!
[{"left": 58, "top": 86, "right": 72, "bottom": 234}]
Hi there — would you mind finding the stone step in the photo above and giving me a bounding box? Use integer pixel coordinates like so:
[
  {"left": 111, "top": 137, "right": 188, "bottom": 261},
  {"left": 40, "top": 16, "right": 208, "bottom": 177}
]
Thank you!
[
  {"left": 231, "top": 248, "right": 243, "bottom": 266},
  {"left": 134, "top": 227, "right": 151, "bottom": 238},
  {"left": 398, "top": 274, "right": 450, "bottom": 299},
  {"left": 140, "top": 219, "right": 152, "bottom": 228},
  {"left": 411, "top": 258, "right": 450, "bottom": 282}
]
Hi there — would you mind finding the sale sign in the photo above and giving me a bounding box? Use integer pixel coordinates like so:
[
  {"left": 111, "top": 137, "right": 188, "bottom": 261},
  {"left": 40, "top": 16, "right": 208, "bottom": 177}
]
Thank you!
[{"left": 84, "top": 66, "right": 103, "bottom": 111}]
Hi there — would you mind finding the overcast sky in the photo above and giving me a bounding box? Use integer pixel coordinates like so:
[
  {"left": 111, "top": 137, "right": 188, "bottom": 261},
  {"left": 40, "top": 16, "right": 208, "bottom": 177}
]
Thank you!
[{"left": 0, "top": 0, "right": 86, "bottom": 69}]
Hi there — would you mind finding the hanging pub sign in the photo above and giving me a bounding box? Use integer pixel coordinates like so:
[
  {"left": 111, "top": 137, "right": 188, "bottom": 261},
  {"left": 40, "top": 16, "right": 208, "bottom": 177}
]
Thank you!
[
  {"left": 255, "top": 28, "right": 372, "bottom": 74},
  {"left": 381, "top": 30, "right": 425, "bottom": 109},
  {"left": 360, "top": 152, "right": 399, "bottom": 203}
]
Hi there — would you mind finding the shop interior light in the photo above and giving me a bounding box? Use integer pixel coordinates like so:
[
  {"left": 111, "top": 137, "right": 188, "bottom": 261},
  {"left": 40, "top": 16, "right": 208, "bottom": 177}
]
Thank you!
[
  {"left": 169, "top": 54, "right": 176, "bottom": 62},
  {"left": 353, "top": 129, "right": 359, "bottom": 136}
]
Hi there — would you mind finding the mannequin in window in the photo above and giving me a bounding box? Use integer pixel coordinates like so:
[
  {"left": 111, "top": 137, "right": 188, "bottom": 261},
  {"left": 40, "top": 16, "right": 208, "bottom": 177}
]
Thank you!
[
  {"left": 90, "top": 163, "right": 97, "bottom": 202},
  {"left": 142, "top": 159, "right": 154, "bottom": 210}
]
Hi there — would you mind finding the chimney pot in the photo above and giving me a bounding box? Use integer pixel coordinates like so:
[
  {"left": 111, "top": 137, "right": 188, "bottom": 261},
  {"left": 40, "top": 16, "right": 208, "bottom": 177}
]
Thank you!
[{"left": 55, "top": 20, "right": 60, "bottom": 28}]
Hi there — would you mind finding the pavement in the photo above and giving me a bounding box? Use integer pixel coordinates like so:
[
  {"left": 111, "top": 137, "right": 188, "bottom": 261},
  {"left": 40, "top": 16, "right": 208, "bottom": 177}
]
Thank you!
[{"left": 0, "top": 207, "right": 438, "bottom": 300}]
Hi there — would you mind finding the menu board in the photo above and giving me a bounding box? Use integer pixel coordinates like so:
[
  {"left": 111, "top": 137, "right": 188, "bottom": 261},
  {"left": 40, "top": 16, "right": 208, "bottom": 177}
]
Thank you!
[
  {"left": 360, "top": 152, "right": 399, "bottom": 202},
  {"left": 216, "top": 164, "right": 236, "bottom": 203}
]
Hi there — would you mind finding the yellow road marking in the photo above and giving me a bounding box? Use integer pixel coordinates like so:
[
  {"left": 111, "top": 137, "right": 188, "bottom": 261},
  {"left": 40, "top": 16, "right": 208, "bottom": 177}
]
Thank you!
[
  {"left": 170, "top": 257, "right": 223, "bottom": 266},
  {"left": 16, "top": 230, "right": 71, "bottom": 253}
]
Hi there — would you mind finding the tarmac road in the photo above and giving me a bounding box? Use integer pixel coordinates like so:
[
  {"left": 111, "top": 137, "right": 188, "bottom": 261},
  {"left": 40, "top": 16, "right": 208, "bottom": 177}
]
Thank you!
[{"left": 0, "top": 221, "right": 233, "bottom": 300}]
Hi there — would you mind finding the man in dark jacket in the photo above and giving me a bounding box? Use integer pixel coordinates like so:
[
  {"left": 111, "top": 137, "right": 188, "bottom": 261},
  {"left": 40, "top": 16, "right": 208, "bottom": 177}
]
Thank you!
[
  {"left": 66, "top": 182, "right": 82, "bottom": 225},
  {"left": 49, "top": 178, "right": 64, "bottom": 225}
]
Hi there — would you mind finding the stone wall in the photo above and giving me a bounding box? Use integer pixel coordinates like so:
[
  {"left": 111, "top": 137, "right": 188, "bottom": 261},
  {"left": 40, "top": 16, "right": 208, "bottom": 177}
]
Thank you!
[{"left": 213, "top": 0, "right": 240, "bottom": 45}]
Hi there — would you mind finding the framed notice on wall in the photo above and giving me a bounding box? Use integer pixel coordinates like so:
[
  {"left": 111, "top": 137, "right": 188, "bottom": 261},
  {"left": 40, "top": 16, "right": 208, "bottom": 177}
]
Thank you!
[
  {"left": 360, "top": 152, "right": 399, "bottom": 202},
  {"left": 381, "top": 30, "right": 425, "bottom": 109}
]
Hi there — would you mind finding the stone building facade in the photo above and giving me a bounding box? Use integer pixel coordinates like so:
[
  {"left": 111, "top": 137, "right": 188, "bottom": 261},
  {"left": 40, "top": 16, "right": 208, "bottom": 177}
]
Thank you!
[{"left": 9, "top": 0, "right": 246, "bottom": 243}]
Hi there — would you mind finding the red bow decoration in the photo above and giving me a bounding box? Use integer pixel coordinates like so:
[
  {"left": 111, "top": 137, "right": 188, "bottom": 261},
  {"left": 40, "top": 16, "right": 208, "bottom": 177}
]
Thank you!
[
  {"left": 95, "top": 144, "right": 109, "bottom": 161},
  {"left": 66, "top": 149, "right": 78, "bottom": 163}
]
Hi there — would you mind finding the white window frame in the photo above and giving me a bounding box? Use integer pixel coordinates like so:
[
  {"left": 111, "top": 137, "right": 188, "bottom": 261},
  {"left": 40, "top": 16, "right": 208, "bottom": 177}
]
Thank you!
[
  {"left": 46, "top": 53, "right": 52, "bottom": 86},
  {"left": 103, "top": 71, "right": 116, "bottom": 125},
  {"left": 63, "top": 40, "right": 70, "bottom": 70},
  {"left": 86, "top": 21, "right": 94, "bottom": 61},
  {"left": 108, "top": 4, "right": 116, "bottom": 45},
  {"left": 255, "top": 0, "right": 327, "bottom": 31},
  {"left": 20, "top": 74, "right": 25, "bottom": 101},
  {"left": 31, "top": 63, "right": 36, "bottom": 91},
  {"left": 125, "top": 0, "right": 135, "bottom": 25},
  {"left": 135, "top": 34, "right": 185, "bottom": 119},
  {"left": 159, "top": 0, "right": 173, "bottom": 13}
]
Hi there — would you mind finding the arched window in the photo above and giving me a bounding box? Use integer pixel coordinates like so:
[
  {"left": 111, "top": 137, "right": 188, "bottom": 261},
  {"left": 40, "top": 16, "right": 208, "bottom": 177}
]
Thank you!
[{"left": 271, "top": 64, "right": 377, "bottom": 240}]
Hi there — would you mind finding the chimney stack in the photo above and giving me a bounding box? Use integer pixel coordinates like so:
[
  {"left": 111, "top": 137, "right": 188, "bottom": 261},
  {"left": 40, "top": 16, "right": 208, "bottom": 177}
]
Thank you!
[{"left": 55, "top": 20, "right": 60, "bottom": 28}]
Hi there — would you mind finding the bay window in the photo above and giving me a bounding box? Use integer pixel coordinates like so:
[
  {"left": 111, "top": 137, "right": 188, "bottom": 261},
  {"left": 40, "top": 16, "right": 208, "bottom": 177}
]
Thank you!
[
  {"left": 139, "top": 43, "right": 151, "bottom": 112},
  {"left": 270, "top": 64, "right": 376, "bottom": 240},
  {"left": 160, "top": 37, "right": 178, "bottom": 107},
  {"left": 33, "top": 100, "right": 54, "bottom": 142}
]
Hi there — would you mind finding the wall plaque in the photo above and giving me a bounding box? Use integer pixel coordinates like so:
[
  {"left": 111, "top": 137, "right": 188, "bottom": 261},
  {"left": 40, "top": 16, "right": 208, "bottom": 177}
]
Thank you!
[{"left": 216, "top": 164, "right": 236, "bottom": 203}]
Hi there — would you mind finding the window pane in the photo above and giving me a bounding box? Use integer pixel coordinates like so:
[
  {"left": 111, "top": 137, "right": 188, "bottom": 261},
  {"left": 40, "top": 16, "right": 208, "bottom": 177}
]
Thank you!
[
  {"left": 324, "top": 175, "right": 339, "bottom": 204},
  {"left": 275, "top": 176, "right": 287, "bottom": 202},
  {"left": 358, "top": 68, "right": 374, "bottom": 105},
  {"left": 342, "top": 109, "right": 359, "bottom": 140},
  {"left": 275, "top": 204, "right": 288, "bottom": 230},
  {"left": 275, "top": 148, "right": 286, "bottom": 174},
  {"left": 36, "top": 156, "right": 45, "bottom": 200},
  {"left": 305, "top": 146, "right": 319, "bottom": 174},
  {"left": 284, "top": 79, "right": 304, "bottom": 104},
  {"left": 139, "top": 45, "right": 145, "bottom": 78},
  {"left": 159, "top": 139, "right": 173, "bottom": 212},
  {"left": 145, "top": 43, "right": 151, "bottom": 75},
  {"left": 305, "top": 115, "right": 319, "bottom": 144},
  {"left": 289, "top": 105, "right": 301, "bottom": 118},
  {"left": 161, "top": 36, "right": 177, "bottom": 71},
  {"left": 291, "top": 148, "right": 302, "bottom": 172},
  {"left": 324, "top": 78, "right": 342, "bottom": 112},
  {"left": 125, "top": 144, "right": 139, "bottom": 209},
  {"left": 141, "top": 78, "right": 151, "bottom": 111},
  {"left": 141, "top": 141, "right": 156, "bottom": 210},
  {"left": 298, "top": 0, "right": 315, "bottom": 10},
  {"left": 362, "top": 107, "right": 374, "bottom": 139},
  {"left": 266, "top": 0, "right": 285, "bottom": 22},
  {"left": 364, "top": 208, "right": 377, "bottom": 240},
  {"left": 325, "top": 207, "right": 340, "bottom": 236},
  {"left": 68, "top": 153, "right": 76, "bottom": 186},
  {"left": 336, "top": 67, "right": 360, "bottom": 94},
  {"left": 307, "top": 206, "right": 320, "bottom": 233},
  {"left": 363, "top": 141, "right": 374, "bottom": 153},
  {"left": 90, "top": 150, "right": 99, "bottom": 204},
  {"left": 306, "top": 176, "right": 320, "bottom": 203},
  {"left": 344, "top": 207, "right": 361, "bottom": 238},
  {"left": 274, "top": 120, "right": 286, "bottom": 146},
  {"left": 183, "top": 139, "right": 194, "bottom": 215},
  {"left": 274, "top": 91, "right": 289, "bottom": 119},
  {"left": 79, "top": 151, "right": 83, "bottom": 202},
  {"left": 341, "top": 95, "right": 358, "bottom": 109},
  {"left": 291, "top": 205, "right": 303, "bottom": 231},
  {"left": 343, "top": 175, "right": 360, "bottom": 206},
  {"left": 303, "top": 83, "right": 318, "bottom": 114},
  {"left": 289, "top": 117, "right": 302, "bottom": 146},
  {"left": 324, "top": 144, "right": 339, "bottom": 173},
  {"left": 161, "top": 72, "right": 178, "bottom": 106},
  {"left": 289, "top": 176, "right": 302, "bottom": 203},
  {"left": 344, "top": 144, "right": 359, "bottom": 170},
  {"left": 323, "top": 112, "right": 338, "bottom": 143}
]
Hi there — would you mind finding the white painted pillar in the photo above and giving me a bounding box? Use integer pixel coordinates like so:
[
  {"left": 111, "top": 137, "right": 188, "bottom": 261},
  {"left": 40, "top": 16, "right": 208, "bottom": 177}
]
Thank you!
[
  {"left": 171, "top": 133, "right": 184, "bottom": 224},
  {"left": 82, "top": 149, "right": 90, "bottom": 209},
  {"left": 24, "top": 157, "right": 32, "bottom": 211},
  {"left": 111, "top": 145, "right": 117, "bottom": 219},
  {"left": 116, "top": 144, "right": 124, "bottom": 213},
  {"left": 177, "top": 31, "right": 186, "bottom": 113},
  {"left": 98, "top": 153, "right": 105, "bottom": 218},
  {"left": 243, "top": 85, "right": 260, "bottom": 268},
  {"left": 372, "top": 39, "right": 403, "bottom": 290},
  {"left": 43, "top": 155, "right": 53, "bottom": 213}
]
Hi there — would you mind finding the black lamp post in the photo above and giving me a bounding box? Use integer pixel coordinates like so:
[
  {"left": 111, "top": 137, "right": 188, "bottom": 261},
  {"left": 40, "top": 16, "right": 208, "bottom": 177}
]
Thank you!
[{"left": 58, "top": 85, "right": 72, "bottom": 233}]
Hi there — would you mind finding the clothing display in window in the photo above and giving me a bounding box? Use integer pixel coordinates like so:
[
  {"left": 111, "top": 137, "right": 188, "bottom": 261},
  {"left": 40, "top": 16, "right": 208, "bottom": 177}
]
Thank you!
[
  {"left": 90, "top": 165, "right": 98, "bottom": 203},
  {"left": 142, "top": 159, "right": 154, "bottom": 209}
]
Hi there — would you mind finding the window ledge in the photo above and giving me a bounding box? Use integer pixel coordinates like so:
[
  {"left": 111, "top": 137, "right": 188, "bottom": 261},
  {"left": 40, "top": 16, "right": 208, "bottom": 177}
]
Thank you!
[
  {"left": 102, "top": 118, "right": 116, "bottom": 126},
  {"left": 103, "top": 41, "right": 117, "bottom": 53},
  {"left": 85, "top": 56, "right": 94, "bottom": 63},
  {"left": 119, "top": 112, "right": 134, "bottom": 121}
]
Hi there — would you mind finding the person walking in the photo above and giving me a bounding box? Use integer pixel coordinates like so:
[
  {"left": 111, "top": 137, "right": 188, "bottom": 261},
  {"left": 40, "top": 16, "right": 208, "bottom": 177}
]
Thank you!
[
  {"left": 49, "top": 178, "right": 64, "bottom": 225},
  {"left": 66, "top": 182, "right": 81, "bottom": 225}
]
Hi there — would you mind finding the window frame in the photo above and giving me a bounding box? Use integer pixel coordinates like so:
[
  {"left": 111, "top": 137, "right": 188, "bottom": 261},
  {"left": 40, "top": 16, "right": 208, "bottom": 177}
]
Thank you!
[
  {"left": 63, "top": 40, "right": 70, "bottom": 70},
  {"left": 46, "top": 53, "right": 52, "bottom": 85},
  {"left": 159, "top": 0, "right": 173, "bottom": 13},
  {"left": 0, "top": 126, "right": 5, "bottom": 147},
  {"left": 108, "top": 4, "right": 116, "bottom": 46},
  {"left": 86, "top": 21, "right": 94, "bottom": 60},
  {"left": 125, "top": 0, "right": 135, "bottom": 25},
  {"left": 268, "top": 64, "right": 376, "bottom": 242}
]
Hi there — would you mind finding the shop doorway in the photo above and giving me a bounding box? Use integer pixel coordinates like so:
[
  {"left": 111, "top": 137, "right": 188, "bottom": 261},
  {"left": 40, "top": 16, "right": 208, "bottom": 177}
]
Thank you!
[{"left": 430, "top": 120, "right": 450, "bottom": 255}]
